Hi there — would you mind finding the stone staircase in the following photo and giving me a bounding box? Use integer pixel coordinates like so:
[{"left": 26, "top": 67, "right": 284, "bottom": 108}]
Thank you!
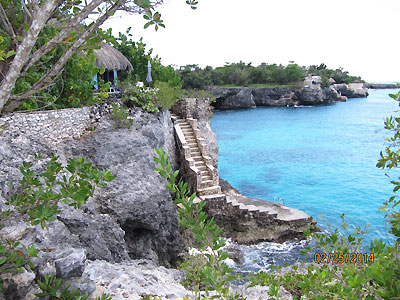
[
  {"left": 171, "top": 114, "right": 279, "bottom": 215},
  {"left": 172, "top": 115, "right": 223, "bottom": 198},
  {"left": 171, "top": 99, "right": 315, "bottom": 244}
]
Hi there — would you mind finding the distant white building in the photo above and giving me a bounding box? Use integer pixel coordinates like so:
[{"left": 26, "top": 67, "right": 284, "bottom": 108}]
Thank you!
[{"left": 304, "top": 75, "right": 322, "bottom": 89}]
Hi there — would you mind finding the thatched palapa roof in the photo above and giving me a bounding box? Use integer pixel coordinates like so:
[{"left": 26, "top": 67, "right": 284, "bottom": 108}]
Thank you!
[{"left": 93, "top": 42, "right": 133, "bottom": 71}]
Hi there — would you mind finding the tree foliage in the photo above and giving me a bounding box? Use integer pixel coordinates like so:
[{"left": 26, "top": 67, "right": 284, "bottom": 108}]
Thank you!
[
  {"left": 178, "top": 62, "right": 363, "bottom": 89},
  {"left": 110, "top": 28, "right": 181, "bottom": 87},
  {"left": 0, "top": 0, "right": 197, "bottom": 114},
  {"left": 307, "top": 63, "right": 363, "bottom": 87}
]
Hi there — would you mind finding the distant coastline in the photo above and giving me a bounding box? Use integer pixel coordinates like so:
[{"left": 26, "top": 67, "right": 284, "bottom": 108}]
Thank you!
[{"left": 364, "top": 83, "right": 400, "bottom": 89}]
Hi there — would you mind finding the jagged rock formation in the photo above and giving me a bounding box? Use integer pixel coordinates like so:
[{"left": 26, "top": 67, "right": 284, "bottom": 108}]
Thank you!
[
  {"left": 0, "top": 104, "right": 184, "bottom": 298},
  {"left": 333, "top": 83, "right": 369, "bottom": 98},
  {"left": 252, "top": 87, "right": 297, "bottom": 106},
  {"left": 211, "top": 84, "right": 367, "bottom": 109}
]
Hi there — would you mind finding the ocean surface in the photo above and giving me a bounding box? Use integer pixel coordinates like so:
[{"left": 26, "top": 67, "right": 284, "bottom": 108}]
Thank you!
[{"left": 211, "top": 89, "right": 400, "bottom": 272}]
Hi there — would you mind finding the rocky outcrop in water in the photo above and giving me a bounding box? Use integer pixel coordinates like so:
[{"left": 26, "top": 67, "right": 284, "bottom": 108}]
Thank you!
[
  {"left": 333, "top": 83, "right": 368, "bottom": 98},
  {"left": 212, "top": 87, "right": 256, "bottom": 109},
  {"left": 252, "top": 87, "right": 297, "bottom": 106},
  {"left": 364, "top": 83, "right": 400, "bottom": 89},
  {"left": 211, "top": 84, "right": 365, "bottom": 109}
]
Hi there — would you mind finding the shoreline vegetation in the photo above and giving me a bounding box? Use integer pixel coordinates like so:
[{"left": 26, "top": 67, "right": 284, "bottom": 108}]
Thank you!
[{"left": 177, "top": 62, "right": 364, "bottom": 91}]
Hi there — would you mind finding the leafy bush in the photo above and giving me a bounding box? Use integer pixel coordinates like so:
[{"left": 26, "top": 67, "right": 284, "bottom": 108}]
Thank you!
[
  {"left": 36, "top": 274, "right": 113, "bottom": 299},
  {"left": 121, "top": 80, "right": 183, "bottom": 113},
  {"left": 110, "top": 104, "right": 133, "bottom": 129},
  {"left": 121, "top": 81, "right": 159, "bottom": 113},
  {"left": 154, "top": 81, "right": 181, "bottom": 111}
]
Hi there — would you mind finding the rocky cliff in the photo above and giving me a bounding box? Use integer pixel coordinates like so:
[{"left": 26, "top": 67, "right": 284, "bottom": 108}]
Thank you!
[
  {"left": 0, "top": 104, "right": 185, "bottom": 299},
  {"left": 211, "top": 84, "right": 367, "bottom": 109}
]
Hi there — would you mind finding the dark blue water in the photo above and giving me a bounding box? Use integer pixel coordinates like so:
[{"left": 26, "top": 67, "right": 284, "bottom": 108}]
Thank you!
[{"left": 211, "top": 89, "right": 400, "bottom": 247}]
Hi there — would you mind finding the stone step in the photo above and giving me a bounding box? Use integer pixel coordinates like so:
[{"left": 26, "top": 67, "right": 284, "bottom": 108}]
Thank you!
[
  {"left": 226, "top": 198, "right": 238, "bottom": 205},
  {"left": 194, "top": 161, "right": 206, "bottom": 166},
  {"left": 197, "top": 165, "right": 207, "bottom": 171},
  {"left": 188, "top": 142, "right": 198, "bottom": 147},
  {"left": 232, "top": 202, "right": 247, "bottom": 210},
  {"left": 244, "top": 205, "right": 259, "bottom": 212},
  {"left": 198, "top": 185, "right": 222, "bottom": 196},
  {"left": 202, "top": 175, "right": 212, "bottom": 181},
  {"left": 191, "top": 151, "right": 201, "bottom": 156},
  {"left": 186, "top": 138, "right": 197, "bottom": 143},
  {"left": 200, "top": 180, "right": 214, "bottom": 189},
  {"left": 192, "top": 156, "right": 203, "bottom": 162},
  {"left": 200, "top": 194, "right": 226, "bottom": 201}
]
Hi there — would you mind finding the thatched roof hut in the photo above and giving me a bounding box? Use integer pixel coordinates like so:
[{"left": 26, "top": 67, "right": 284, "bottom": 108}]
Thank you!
[{"left": 93, "top": 42, "right": 133, "bottom": 71}]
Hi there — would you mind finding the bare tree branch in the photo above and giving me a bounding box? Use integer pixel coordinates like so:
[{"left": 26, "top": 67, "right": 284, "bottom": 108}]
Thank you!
[
  {"left": 0, "top": 2, "right": 17, "bottom": 43},
  {"left": 20, "top": 0, "right": 33, "bottom": 20},
  {"left": 21, "top": 0, "right": 105, "bottom": 74}
]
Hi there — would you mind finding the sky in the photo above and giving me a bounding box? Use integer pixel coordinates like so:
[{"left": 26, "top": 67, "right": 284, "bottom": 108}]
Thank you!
[{"left": 102, "top": 0, "right": 400, "bottom": 83}]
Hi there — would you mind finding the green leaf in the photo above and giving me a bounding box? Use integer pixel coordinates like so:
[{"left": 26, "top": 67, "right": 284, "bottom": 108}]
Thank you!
[{"left": 6, "top": 50, "right": 16, "bottom": 59}]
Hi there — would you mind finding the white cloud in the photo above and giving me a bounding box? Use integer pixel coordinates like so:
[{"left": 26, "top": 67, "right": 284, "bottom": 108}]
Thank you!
[{"left": 103, "top": 0, "right": 400, "bottom": 82}]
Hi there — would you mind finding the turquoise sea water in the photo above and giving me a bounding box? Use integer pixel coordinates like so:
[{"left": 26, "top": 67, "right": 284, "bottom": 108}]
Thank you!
[{"left": 211, "top": 89, "right": 400, "bottom": 246}]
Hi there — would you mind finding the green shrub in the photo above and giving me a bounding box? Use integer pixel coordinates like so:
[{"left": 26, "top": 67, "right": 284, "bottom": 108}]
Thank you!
[
  {"left": 121, "top": 81, "right": 159, "bottom": 113},
  {"left": 110, "top": 104, "right": 133, "bottom": 129},
  {"left": 154, "top": 81, "right": 181, "bottom": 111}
]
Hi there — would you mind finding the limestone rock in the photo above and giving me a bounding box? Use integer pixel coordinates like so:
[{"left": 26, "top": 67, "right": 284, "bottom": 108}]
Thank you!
[
  {"left": 84, "top": 259, "right": 191, "bottom": 300},
  {"left": 63, "top": 108, "right": 183, "bottom": 267},
  {"left": 212, "top": 87, "right": 256, "bottom": 109},
  {"left": 252, "top": 87, "right": 298, "bottom": 106},
  {"left": 295, "top": 87, "right": 324, "bottom": 104},
  {"left": 55, "top": 248, "right": 87, "bottom": 279},
  {"left": 333, "top": 83, "right": 368, "bottom": 98},
  {"left": 211, "top": 86, "right": 347, "bottom": 108},
  {"left": 365, "top": 83, "right": 399, "bottom": 89},
  {"left": 0, "top": 269, "right": 35, "bottom": 300},
  {"left": 322, "top": 87, "right": 346, "bottom": 102},
  {"left": 0, "top": 106, "right": 183, "bottom": 274}
]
